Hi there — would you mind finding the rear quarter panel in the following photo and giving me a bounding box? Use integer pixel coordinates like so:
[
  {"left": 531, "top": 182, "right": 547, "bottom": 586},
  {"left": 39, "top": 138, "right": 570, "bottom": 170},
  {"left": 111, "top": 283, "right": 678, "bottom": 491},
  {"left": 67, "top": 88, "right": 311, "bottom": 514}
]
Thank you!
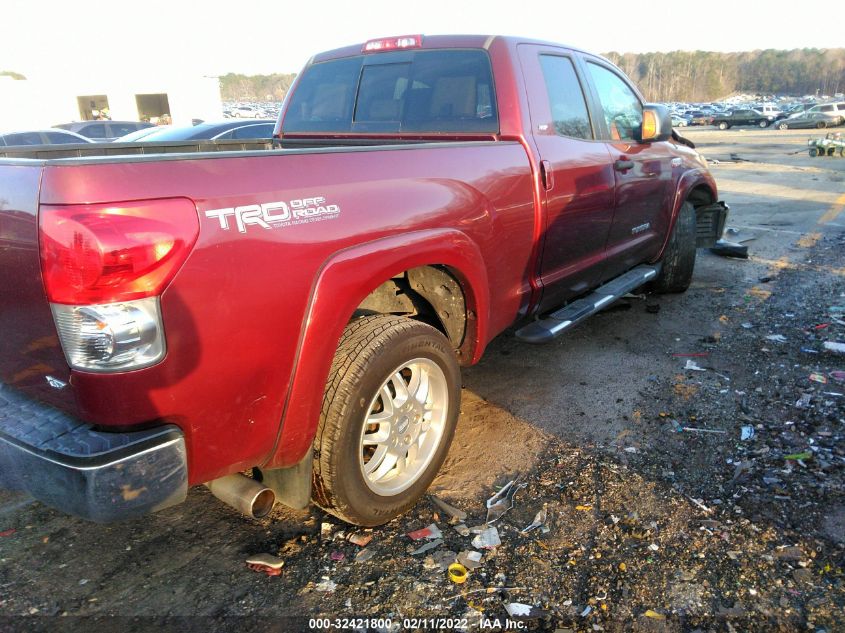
[{"left": 40, "top": 143, "right": 535, "bottom": 482}]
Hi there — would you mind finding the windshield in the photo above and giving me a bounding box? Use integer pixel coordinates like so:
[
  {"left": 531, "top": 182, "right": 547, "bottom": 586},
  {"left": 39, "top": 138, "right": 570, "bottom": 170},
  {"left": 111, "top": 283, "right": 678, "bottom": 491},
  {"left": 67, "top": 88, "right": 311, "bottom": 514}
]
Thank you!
[{"left": 283, "top": 49, "right": 499, "bottom": 135}]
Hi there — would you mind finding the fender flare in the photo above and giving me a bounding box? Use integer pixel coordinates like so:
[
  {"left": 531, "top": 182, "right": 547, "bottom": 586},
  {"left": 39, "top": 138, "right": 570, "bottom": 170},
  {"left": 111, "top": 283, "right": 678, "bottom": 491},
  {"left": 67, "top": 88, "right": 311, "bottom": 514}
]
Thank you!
[
  {"left": 656, "top": 169, "right": 717, "bottom": 259},
  {"left": 263, "top": 228, "right": 489, "bottom": 469}
]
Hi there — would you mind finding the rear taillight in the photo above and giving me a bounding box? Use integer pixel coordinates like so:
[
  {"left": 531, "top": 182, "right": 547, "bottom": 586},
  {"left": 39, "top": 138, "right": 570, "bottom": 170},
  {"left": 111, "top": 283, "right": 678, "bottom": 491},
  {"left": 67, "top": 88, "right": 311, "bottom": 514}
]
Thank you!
[
  {"left": 40, "top": 198, "right": 199, "bottom": 305},
  {"left": 39, "top": 198, "right": 199, "bottom": 372}
]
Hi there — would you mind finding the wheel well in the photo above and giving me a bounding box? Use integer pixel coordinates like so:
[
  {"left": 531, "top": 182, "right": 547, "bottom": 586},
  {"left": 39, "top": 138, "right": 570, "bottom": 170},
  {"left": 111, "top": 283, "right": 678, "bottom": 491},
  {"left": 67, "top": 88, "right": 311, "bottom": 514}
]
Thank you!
[
  {"left": 354, "top": 265, "right": 467, "bottom": 349},
  {"left": 688, "top": 185, "right": 714, "bottom": 209}
]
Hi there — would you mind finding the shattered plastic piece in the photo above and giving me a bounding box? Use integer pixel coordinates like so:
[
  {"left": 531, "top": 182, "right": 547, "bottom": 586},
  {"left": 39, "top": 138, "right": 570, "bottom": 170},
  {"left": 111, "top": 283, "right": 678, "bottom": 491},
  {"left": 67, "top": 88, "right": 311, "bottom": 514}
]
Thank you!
[
  {"left": 644, "top": 610, "right": 666, "bottom": 620},
  {"left": 320, "top": 522, "right": 333, "bottom": 538},
  {"left": 521, "top": 506, "right": 548, "bottom": 534},
  {"left": 580, "top": 606, "right": 592, "bottom": 617},
  {"left": 448, "top": 562, "right": 468, "bottom": 584},
  {"left": 682, "top": 426, "right": 726, "bottom": 434},
  {"left": 648, "top": 543, "right": 659, "bottom": 551},
  {"left": 741, "top": 426, "right": 755, "bottom": 441},
  {"left": 355, "top": 548, "right": 375, "bottom": 563},
  {"left": 0, "top": 529, "right": 16, "bottom": 538},
  {"left": 801, "top": 347, "right": 819, "bottom": 354},
  {"left": 245, "top": 553, "right": 285, "bottom": 570},
  {"left": 823, "top": 342, "right": 845, "bottom": 354},
  {"left": 454, "top": 523, "right": 471, "bottom": 537},
  {"left": 472, "top": 527, "right": 501, "bottom": 550},
  {"left": 623, "top": 446, "right": 638, "bottom": 453},
  {"left": 684, "top": 360, "right": 706, "bottom": 371},
  {"left": 432, "top": 549, "right": 457, "bottom": 571},
  {"left": 315, "top": 578, "right": 337, "bottom": 592},
  {"left": 330, "top": 551, "right": 345, "bottom": 561},
  {"left": 348, "top": 533, "right": 372, "bottom": 547},
  {"left": 485, "top": 480, "right": 526, "bottom": 524},
  {"left": 741, "top": 322, "right": 754, "bottom": 329},
  {"left": 408, "top": 523, "right": 443, "bottom": 540},
  {"left": 710, "top": 239, "right": 749, "bottom": 259},
  {"left": 429, "top": 495, "right": 467, "bottom": 522},
  {"left": 831, "top": 371, "right": 845, "bottom": 383},
  {"left": 247, "top": 563, "right": 282, "bottom": 576},
  {"left": 411, "top": 538, "right": 444, "bottom": 555},
  {"left": 457, "top": 550, "right": 484, "bottom": 570},
  {"left": 795, "top": 393, "right": 812, "bottom": 408},
  {"left": 809, "top": 373, "right": 827, "bottom": 384},
  {"left": 504, "top": 603, "right": 549, "bottom": 618},
  {"left": 766, "top": 334, "right": 787, "bottom": 343}
]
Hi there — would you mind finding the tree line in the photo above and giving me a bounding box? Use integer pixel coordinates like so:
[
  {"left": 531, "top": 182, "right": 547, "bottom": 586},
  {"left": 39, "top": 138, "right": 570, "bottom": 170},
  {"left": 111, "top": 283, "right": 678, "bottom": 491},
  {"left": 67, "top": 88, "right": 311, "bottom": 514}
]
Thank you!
[
  {"left": 604, "top": 48, "right": 845, "bottom": 102},
  {"left": 219, "top": 72, "right": 297, "bottom": 101}
]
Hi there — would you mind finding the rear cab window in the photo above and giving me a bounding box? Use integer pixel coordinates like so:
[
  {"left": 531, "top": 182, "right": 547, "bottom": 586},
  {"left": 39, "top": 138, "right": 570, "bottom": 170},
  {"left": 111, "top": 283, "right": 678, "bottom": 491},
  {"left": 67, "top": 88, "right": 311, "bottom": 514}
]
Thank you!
[
  {"left": 538, "top": 55, "right": 593, "bottom": 140},
  {"left": 282, "top": 49, "right": 498, "bottom": 135}
]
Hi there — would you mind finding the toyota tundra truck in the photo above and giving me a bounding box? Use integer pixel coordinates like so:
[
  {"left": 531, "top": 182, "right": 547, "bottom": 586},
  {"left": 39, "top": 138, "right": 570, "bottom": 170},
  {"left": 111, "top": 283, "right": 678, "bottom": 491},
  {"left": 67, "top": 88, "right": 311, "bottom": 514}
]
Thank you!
[{"left": 0, "top": 34, "right": 727, "bottom": 526}]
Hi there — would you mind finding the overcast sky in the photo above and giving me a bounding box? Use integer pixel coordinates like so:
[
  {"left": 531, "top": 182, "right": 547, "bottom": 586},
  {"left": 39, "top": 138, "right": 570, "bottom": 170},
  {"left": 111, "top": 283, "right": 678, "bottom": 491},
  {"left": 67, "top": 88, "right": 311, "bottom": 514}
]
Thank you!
[{"left": 3, "top": 0, "right": 839, "bottom": 80}]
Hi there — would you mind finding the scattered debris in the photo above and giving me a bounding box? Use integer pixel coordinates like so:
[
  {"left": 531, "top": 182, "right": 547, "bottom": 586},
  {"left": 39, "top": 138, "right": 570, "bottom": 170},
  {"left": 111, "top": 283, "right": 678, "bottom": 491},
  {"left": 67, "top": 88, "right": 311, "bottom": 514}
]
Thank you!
[
  {"left": 315, "top": 578, "right": 337, "bottom": 593},
  {"left": 485, "top": 480, "right": 526, "bottom": 524},
  {"left": 684, "top": 360, "right": 707, "bottom": 371},
  {"left": 710, "top": 239, "right": 749, "bottom": 259},
  {"left": 784, "top": 451, "right": 812, "bottom": 461},
  {"left": 354, "top": 548, "right": 375, "bottom": 563},
  {"left": 429, "top": 495, "right": 467, "bottom": 522},
  {"left": 520, "top": 505, "right": 549, "bottom": 534},
  {"left": 453, "top": 523, "right": 470, "bottom": 537},
  {"left": 809, "top": 373, "right": 827, "bottom": 384},
  {"left": 504, "top": 602, "right": 549, "bottom": 618},
  {"left": 681, "top": 426, "right": 727, "bottom": 434},
  {"left": 741, "top": 425, "right": 755, "bottom": 440},
  {"left": 407, "top": 524, "right": 442, "bottom": 540},
  {"left": 823, "top": 341, "right": 845, "bottom": 354},
  {"left": 471, "top": 527, "right": 501, "bottom": 550},
  {"left": 347, "top": 533, "right": 372, "bottom": 547},
  {"left": 329, "top": 551, "right": 345, "bottom": 562},
  {"left": 245, "top": 553, "right": 285, "bottom": 576},
  {"left": 643, "top": 609, "right": 666, "bottom": 620},
  {"left": 447, "top": 562, "right": 468, "bottom": 584},
  {"left": 457, "top": 550, "right": 484, "bottom": 570},
  {"left": 410, "top": 538, "right": 444, "bottom": 556},
  {"left": 766, "top": 334, "right": 788, "bottom": 343},
  {"left": 0, "top": 529, "right": 16, "bottom": 538}
]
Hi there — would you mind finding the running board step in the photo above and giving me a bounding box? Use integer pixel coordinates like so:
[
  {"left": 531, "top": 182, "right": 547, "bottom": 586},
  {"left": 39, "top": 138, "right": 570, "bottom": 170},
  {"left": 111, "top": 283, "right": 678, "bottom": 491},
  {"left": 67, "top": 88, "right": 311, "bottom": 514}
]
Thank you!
[{"left": 515, "top": 264, "right": 661, "bottom": 344}]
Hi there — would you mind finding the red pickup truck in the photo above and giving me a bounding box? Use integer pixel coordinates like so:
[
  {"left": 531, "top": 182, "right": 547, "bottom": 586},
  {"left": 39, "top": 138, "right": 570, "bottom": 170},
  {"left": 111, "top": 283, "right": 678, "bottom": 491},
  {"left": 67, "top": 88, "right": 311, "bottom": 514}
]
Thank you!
[{"left": 0, "top": 34, "right": 726, "bottom": 526}]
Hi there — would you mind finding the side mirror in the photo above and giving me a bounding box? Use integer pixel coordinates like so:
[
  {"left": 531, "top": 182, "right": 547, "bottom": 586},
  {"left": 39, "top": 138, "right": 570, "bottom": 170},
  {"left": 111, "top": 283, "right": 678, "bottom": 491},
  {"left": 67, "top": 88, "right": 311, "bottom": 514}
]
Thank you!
[{"left": 637, "top": 104, "right": 673, "bottom": 143}]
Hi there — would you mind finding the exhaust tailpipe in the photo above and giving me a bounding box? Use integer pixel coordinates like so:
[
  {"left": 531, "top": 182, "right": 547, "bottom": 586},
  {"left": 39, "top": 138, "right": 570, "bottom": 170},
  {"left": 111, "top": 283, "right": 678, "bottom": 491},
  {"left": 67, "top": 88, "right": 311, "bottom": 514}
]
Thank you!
[{"left": 205, "top": 474, "right": 276, "bottom": 518}]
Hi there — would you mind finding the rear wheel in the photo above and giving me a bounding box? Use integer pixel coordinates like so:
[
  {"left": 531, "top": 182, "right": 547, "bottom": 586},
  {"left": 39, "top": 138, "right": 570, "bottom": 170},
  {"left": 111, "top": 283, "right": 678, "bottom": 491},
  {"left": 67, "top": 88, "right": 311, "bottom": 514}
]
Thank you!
[
  {"left": 759, "top": 120, "right": 769, "bottom": 128},
  {"left": 312, "top": 315, "right": 461, "bottom": 526},
  {"left": 817, "top": 122, "right": 826, "bottom": 129},
  {"left": 809, "top": 148, "right": 819, "bottom": 157},
  {"left": 652, "top": 201, "right": 696, "bottom": 294},
  {"left": 778, "top": 122, "right": 789, "bottom": 130},
  {"left": 828, "top": 147, "right": 836, "bottom": 156},
  {"left": 718, "top": 122, "right": 729, "bottom": 130}
]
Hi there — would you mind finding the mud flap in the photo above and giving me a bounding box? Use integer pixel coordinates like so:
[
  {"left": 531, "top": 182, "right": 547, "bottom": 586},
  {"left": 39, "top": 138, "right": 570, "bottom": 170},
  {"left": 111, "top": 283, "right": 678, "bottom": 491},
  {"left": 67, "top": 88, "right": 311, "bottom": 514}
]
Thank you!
[
  {"left": 695, "top": 202, "right": 729, "bottom": 248},
  {"left": 258, "top": 453, "right": 312, "bottom": 510}
]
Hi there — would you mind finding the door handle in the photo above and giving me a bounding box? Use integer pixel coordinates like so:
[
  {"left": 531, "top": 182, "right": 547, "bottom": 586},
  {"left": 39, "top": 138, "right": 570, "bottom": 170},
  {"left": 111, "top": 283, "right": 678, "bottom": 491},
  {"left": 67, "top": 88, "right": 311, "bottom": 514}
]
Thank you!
[
  {"left": 540, "top": 160, "right": 553, "bottom": 190},
  {"left": 614, "top": 159, "right": 634, "bottom": 172}
]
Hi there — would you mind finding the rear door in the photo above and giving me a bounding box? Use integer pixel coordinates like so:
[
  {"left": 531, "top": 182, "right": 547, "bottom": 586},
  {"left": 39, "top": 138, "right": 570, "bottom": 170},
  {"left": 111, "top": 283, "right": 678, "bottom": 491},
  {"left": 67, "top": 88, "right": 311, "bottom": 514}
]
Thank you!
[
  {"left": 517, "top": 44, "right": 616, "bottom": 311},
  {"left": 581, "top": 57, "right": 673, "bottom": 280}
]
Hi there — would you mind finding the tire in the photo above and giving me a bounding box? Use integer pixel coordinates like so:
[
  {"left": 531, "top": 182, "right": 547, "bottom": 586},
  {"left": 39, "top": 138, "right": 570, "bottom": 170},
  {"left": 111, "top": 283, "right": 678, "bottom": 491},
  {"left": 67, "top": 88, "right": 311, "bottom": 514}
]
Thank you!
[
  {"left": 778, "top": 122, "right": 789, "bottom": 130},
  {"left": 817, "top": 122, "right": 826, "bottom": 129},
  {"left": 718, "top": 122, "right": 729, "bottom": 130},
  {"left": 759, "top": 120, "right": 769, "bottom": 128},
  {"left": 652, "top": 201, "right": 696, "bottom": 294},
  {"left": 312, "top": 315, "right": 461, "bottom": 526},
  {"left": 809, "top": 148, "right": 819, "bottom": 157},
  {"left": 839, "top": 148, "right": 845, "bottom": 157},
  {"left": 828, "top": 148, "right": 836, "bottom": 156}
]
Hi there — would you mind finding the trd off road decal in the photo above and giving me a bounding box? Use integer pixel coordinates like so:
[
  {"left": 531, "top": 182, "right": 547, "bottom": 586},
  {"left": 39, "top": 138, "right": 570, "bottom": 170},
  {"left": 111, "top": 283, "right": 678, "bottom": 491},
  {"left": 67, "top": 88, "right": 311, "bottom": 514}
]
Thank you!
[{"left": 205, "top": 196, "right": 341, "bottom": 233}]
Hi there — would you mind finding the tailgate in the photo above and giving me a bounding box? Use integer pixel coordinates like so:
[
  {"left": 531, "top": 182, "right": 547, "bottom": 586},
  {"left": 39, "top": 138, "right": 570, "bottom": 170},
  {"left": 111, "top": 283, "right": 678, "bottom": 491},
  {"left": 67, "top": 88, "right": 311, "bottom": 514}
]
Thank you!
[{"left": 0, "top": 163, "right": 72, "bottom": 409}]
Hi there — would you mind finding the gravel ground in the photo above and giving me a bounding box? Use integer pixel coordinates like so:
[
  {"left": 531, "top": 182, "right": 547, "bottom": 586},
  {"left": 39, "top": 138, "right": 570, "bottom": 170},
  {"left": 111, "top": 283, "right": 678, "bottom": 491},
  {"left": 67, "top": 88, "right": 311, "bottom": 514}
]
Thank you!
[{"left": 1, "top": 127, "right": 844, "bottom": 632}]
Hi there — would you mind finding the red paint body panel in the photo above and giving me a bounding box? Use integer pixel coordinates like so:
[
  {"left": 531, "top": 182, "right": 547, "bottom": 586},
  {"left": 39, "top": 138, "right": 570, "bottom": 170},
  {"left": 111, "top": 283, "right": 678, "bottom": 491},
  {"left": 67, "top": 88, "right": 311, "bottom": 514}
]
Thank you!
[{"left": 0, "top": 35, "right": 720, "bottom": 491}]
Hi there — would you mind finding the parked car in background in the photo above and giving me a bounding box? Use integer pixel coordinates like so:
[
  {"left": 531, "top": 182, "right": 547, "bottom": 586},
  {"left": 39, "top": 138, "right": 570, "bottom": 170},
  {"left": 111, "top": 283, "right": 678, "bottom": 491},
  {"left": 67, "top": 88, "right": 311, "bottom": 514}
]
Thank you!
[
  {"left": 54, "top": 121, "right": 154, "bottom": 142},
  {"left": 711, "top": 109, "right": 773, "bottom": 129},
  {"left": 0, "top": 129, "right": 93, "bottom": 146},
  {"left": 776, "top": 112, "right": 838, "bottom": 130},
  {"left": 112, "top": 126, "right": 173, "bottom": 142},
  {"left": 135, "top": 120, "right": 275, "bottom": 141},
  {"left": 807, "top": 103, "right": 845, "bottom": 127},
  {"left": 231, "top": 105, "right": 262, "bottom": 118},
  {"left": 671, "top": 114, "right": 688, "bottom": 127},
  {"left": 689, "top": 111, "right": 713, "bottom": 126}
]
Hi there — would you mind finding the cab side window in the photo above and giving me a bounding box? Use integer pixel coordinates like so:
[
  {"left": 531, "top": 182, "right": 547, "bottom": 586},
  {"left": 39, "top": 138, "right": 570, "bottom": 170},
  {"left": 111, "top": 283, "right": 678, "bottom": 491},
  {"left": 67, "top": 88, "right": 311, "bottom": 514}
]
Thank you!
[
  {"left": 538, "top": 55, "right": 593, "bottom": 140},
  {"left": 586, "top": 62, "right": 642, "bottom": 141}
]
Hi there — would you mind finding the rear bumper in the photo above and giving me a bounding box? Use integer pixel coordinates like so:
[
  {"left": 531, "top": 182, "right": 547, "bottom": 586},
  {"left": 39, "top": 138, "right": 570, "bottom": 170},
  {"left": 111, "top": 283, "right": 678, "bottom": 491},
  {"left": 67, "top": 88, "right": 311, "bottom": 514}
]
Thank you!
[
  {"left": 695, "top": 201, "right": 729, "bottom": 248},
  {"left": 0, "top": 383, "right": 187, "bottom": 523}
]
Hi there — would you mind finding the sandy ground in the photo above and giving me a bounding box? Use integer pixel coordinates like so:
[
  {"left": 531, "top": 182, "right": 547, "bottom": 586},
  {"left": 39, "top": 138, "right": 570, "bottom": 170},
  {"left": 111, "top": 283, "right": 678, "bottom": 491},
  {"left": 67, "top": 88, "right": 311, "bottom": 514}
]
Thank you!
[{"left": 0, "top": 126, "right": 843, "bottom": 632}]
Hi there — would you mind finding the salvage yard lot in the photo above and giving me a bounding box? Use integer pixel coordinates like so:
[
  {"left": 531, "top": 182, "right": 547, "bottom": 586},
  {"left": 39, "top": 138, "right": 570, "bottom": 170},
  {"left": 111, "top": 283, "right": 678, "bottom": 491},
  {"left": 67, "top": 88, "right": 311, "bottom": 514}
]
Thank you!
[{"left": 1, "top": 128, "right": 843, "bottom": 631}]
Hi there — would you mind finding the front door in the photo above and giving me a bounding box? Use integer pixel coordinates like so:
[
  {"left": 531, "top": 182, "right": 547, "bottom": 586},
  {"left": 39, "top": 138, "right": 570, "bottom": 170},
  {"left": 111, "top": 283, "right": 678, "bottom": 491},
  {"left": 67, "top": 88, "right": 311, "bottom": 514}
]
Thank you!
[
  {"left": 518, "top": 45, "right": 617, "bottom": 312},
  {"left": 582, "top": 59, "right": 672, "bottom": 281}
]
